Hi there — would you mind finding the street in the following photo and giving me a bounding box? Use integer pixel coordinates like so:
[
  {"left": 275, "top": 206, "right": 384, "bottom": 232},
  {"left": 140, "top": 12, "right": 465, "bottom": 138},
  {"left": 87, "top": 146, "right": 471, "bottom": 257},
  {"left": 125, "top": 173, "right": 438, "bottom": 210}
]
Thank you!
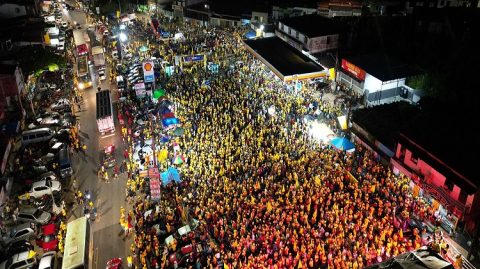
[{"left": 64, "top": 7, "right": 129, "bottom": 268}]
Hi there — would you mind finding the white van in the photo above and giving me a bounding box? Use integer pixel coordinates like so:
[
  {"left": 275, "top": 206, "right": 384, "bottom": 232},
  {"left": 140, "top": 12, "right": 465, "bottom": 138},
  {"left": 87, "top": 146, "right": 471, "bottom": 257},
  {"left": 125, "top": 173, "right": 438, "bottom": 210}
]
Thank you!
[
  {"left": 22, "top": 128, "right": 55, "bottom": 146},
  {"left": 116, "top": 75, "right": 125, "bottom": 90}
]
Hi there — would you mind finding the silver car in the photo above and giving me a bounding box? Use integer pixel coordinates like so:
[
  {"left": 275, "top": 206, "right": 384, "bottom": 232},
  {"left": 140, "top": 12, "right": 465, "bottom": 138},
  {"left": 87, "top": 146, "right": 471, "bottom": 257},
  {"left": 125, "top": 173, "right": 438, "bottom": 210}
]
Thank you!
[
  {"left": 0, "top": 250, "right": 37, "bottom": 269},
  {"left": 0, "top": 223, "right": 36, "bottom": 246},
  {"left": 17, "top": 208, "right": 52, "bottom": 225}
]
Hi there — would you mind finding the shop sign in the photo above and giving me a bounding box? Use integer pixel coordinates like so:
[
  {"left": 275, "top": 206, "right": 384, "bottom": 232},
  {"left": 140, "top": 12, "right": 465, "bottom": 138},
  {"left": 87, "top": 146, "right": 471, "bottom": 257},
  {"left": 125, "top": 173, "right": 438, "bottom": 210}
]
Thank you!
[
  {"left": 142, "top": 61, "right": 155, "bottom": 83},
  {"left": 341, "top": 59, "right": 366, "bottom": 81}
]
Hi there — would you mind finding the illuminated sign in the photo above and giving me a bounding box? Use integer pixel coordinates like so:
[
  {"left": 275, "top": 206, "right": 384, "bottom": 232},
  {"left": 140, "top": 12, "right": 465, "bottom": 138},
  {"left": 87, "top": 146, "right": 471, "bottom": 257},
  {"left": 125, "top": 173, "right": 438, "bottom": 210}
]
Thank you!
[{"left": 341, "top": 59, "right": 366, "bottom": 81}]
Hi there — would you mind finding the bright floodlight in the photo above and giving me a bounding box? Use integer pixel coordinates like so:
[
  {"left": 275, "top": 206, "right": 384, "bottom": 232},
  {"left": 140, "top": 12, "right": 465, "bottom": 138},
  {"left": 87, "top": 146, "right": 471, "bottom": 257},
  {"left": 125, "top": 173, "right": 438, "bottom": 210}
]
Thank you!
[
  {"left": 260, "top": 25, "right": 265, "bottom": 31},
  {"left": 119, "top": 32, "right": 127, "bottom": 42},
  {"left": 119, "top": 24, "right": 126, "bottom": 30}
]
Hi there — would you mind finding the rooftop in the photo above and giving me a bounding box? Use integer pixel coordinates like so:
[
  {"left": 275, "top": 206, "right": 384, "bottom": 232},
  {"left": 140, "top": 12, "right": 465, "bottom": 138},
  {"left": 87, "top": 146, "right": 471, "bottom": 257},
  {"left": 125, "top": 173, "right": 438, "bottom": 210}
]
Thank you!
[
  {"left": 352, "top": 100, "right": 480, "bottom": 190},
  {"left": 244, "top": 36, "right": 324, "bottom": 80},
  {"left": 279, "top": 14, "right": 343, "bottom": 37},
  {"left": 344, "top": 52, "right": 422, "bottom": 82}
]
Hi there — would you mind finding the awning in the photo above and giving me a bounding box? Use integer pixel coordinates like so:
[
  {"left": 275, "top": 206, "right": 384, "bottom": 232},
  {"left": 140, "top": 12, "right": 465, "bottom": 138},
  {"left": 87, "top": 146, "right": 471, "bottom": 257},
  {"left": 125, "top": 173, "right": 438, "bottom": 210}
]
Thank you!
[{"left": 244, "top": 30, "right": 256, "bottom": 39}]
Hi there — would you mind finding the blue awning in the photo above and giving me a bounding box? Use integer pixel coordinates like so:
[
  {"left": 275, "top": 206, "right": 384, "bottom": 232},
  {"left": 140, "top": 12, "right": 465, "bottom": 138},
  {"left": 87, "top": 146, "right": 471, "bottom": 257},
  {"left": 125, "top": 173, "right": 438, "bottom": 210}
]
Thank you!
[{"left": 244, "top": 30, "right": 256, "bottom": 39}]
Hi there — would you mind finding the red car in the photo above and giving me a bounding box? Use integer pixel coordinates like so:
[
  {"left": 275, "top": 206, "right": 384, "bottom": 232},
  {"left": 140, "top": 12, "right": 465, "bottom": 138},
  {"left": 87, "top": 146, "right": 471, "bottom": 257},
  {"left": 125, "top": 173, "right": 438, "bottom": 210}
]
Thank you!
[
  {"left": 106, "top": 258, "right": 123, "bottom": 269},
  {"left": 36, "top": 223, "right": 58, "bottom": 252}
]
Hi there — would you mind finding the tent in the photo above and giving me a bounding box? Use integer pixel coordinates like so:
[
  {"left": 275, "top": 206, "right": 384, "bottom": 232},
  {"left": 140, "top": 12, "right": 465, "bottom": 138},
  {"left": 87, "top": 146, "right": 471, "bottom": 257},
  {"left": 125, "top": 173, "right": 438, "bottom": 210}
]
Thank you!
[
  {"left": 173, "top": 127, "right": 184, "bottom": 136},
  {"left": 244, "top": 30, "right": 256, "bottom": 39},
  {"left": 162, "top": 117, "right": 180, "bottom": 127},
  {"left": 172, "top": 155, "right": 184, "bottom": 165},
  {"left": 365, "top": 248, "right": 454, "bottom": 269},
  {"left": 160, "top": 167, "right": 182, "bottom": 185},
  {"left": 153, "top": 89, "right": 166, "bottom": 100},
  {"left": 330, "top": 137, "right": 355, "bottom": 151}
]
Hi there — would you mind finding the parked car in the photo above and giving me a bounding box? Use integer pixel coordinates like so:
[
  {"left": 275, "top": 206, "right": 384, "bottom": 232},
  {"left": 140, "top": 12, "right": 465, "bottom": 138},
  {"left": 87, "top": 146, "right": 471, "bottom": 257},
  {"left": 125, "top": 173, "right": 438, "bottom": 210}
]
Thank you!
[
  {"left": 98, "top": 69, "right": 106, "bottom": 81},
  {"left": 17, "top": 208, "right": 52, "bottom": 225},
  {"left": 50, "top": 98, "right": 70, "bottom": 111},
  {"left": 0, "top": 251, "right": 37, "bottom": 269},
  {"left": 0, "top": 223, "right": 37, "bottom": 246},
  {"left": 38, "top": 172, "right": 58, "bottom": 182},
  {"left": 36, "top": 224, "right": 58, "bottom": 252},
  {"left": 106, "top": 258, "right": 122, "bottom": 269},
  {"left": 27, "top": 179, "right": 61, "bottom": 199},
  {"left": 38, "top": 251, "right": 58, "bottom": 269},
  {"left": 4, "top": 241, "right": 33, "bottom": 257}
]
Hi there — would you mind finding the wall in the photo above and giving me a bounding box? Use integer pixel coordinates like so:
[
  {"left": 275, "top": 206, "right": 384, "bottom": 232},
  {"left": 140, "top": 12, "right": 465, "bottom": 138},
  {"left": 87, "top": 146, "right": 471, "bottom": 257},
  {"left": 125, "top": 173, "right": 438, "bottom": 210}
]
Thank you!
[
  {"left": 0, "top": 3, "right": 26, "bottom": 19},
  {"left": 251, "top": 11, "right": 268, "bottom": 24},
  {"left": 306, "top": 34, "right": 339, "bottom": 53},
  {"left": 363, "top": 73, "right": 382, "bottom": 93}
]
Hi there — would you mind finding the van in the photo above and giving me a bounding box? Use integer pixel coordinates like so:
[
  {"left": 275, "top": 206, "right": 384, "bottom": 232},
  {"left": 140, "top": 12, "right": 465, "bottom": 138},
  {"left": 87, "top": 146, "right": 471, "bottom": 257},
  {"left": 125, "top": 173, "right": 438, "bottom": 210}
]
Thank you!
[
  {"left": 116, "top": 75, "right": 125, "bottom": 90},
  {"left": 22, "top": 128, "right": 54, "bottom": 146},
  {"left": 58, "top": 148, "right": 72, "bottom": 178}
]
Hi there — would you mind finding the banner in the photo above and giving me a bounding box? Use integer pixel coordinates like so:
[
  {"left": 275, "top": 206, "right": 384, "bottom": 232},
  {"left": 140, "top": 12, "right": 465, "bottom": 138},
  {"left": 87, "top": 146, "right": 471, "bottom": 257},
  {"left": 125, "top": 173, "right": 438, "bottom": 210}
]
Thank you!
[
  {"left": 134, "top": 83, "right": 146, "bottom": 97},
  {"left": 183, "top": 55, "right": 204, "bottom": 62},
  {"left": 341, "top": 59, "right": 366, "bottom": 81},
  {"left": 142, "top": 61, "right": 155, "bottom": 83}
]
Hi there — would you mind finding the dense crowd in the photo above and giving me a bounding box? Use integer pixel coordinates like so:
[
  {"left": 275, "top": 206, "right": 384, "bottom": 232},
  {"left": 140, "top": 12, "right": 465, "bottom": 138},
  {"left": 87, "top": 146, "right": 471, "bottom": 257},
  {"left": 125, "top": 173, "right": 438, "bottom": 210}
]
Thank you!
[{"left": 112, "top": 17, "right": 454, "bottom": 269}]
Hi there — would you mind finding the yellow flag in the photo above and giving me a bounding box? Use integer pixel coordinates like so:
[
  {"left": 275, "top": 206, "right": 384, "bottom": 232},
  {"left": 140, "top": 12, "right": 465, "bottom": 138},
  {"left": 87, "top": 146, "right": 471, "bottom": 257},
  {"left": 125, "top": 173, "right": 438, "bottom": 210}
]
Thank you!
[
  {"left": 159, "top": 149, "right": 168, "bottom": 161},
  {"left": 266, "top": 202, "right": 272, "bottom": 212},
  {"left": 297, "top": 260, "right": 303, "bottom": 268}
]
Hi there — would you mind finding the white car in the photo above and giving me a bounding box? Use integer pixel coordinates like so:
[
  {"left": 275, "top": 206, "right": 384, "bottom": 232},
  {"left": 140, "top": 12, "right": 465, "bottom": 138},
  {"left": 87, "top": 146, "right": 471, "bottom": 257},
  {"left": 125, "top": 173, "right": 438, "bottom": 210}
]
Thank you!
[
  {"left": 58, "top": 35, "right": 65, "bottom": 42},
  {"left": 39, "top": 252, "right": 58, "bottom": 269},
  {"left": 98, "top": 70, "right": 106, "bottom": 80},
  {"left": 28, "top": 179, "right": 61, "bottom": 199},
  {"left": 0, "top": 250, "right": 37, "bottom": 269},
  {"left": 50, "top": 98, "right": 70, "bottom": 111},
  {"left": 39, "top": 171, "right": 58, "bottom": 182}
]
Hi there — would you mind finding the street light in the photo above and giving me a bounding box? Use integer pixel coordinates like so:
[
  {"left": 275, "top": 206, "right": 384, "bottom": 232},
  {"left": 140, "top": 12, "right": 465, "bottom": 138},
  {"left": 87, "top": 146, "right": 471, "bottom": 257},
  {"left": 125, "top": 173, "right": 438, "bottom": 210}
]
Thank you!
[{"left": 119, "top": 32, "right": 127, "bottom": 42}]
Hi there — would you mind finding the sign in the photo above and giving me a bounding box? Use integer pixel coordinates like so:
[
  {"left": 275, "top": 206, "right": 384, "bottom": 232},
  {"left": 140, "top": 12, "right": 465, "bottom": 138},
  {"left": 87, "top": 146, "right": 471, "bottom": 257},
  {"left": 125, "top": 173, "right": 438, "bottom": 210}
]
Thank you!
[
  {"left": 183, "top": 55, "right": 204, "bottom": 62},
  {"left": 142, "top": 61, "right": 155, "bottom": 83},
  {"left": 341, "top": 59, "right": 366, "bottom": 81},
  {"left": 134, "top": 83, "right": 146, "bottom": 97}
]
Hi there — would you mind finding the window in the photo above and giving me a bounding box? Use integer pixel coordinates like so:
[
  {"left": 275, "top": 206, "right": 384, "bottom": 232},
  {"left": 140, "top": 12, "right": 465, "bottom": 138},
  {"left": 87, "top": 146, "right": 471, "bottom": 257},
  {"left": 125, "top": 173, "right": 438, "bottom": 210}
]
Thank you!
[
  {"left": 15, "top": 230, "right": 28, "bottom": 237},
  {"left": 410, "top": 152, "right": 418, "bottom": 164}
]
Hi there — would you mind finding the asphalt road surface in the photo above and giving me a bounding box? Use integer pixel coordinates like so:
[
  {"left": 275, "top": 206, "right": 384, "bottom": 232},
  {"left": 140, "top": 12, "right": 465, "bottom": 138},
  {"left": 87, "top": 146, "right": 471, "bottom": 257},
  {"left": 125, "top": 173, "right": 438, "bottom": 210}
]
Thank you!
[{"left": 64, "top": 7, "right": 130, "bottom": 269}]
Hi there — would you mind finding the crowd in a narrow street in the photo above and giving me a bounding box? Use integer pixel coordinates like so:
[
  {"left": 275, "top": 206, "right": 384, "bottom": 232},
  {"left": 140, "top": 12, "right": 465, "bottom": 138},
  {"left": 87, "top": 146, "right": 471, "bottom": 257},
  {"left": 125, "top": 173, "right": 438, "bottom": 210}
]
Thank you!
[{"left": 102, "top": 15, "right": 464, "bottom": 269}]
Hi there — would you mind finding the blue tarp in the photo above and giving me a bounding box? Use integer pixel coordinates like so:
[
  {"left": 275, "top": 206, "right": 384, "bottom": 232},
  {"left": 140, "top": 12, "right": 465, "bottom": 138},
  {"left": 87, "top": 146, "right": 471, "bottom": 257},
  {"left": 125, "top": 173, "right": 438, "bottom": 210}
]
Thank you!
[
  {"left": 244, "top": 30, "right": 256, "bottom": 39},
  {"left": 160, "top": 136, "right": 170, "bottom": 143},
  {"left": 330, "top": 137, "right": 355, "bottom": 151},
  {"left": 160, "top": 167, "right": 181, "bottom": 185},
  {"left": 162, "top": 117, "right": 180, "bottom": 127}
]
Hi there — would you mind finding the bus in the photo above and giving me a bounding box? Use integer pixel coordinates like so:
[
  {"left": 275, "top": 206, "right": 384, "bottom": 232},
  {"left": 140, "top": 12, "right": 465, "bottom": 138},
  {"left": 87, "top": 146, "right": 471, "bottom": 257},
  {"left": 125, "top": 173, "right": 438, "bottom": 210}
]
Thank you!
[
  {"left": 73, "top": 29, "right": 89, "bottom": 56},
  {"left": 77, "top": 55, "right": 92, "bottom": 90},
  {"left": 62, "top": 217, "right": 90, "bottom": 269}
]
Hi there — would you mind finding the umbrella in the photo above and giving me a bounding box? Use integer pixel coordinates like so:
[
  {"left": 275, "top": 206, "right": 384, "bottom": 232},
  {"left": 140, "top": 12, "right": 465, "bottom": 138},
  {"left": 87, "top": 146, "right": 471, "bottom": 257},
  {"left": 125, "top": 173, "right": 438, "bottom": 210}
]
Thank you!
[
  {"left": 172, "top": 155, "right": 184, "bottom": 165},
  {"left": 153, "top": 89, "right": 166, "bottom": 100},
  {"left": 173, "top": 127, "right": 184, "bottom": 136},
  {"left": 162, "top": 117, "right": 180, "bottom": 127},
  {"left": 158, "top": 149, "right": 168, "bottom": 161},
  {"left": 160, "top": 136, "right": 170, "bottom": 143},
  {"left": 139, "top": 45, "right": 149, "bottom": 52},
  {"left": 330, "top": 137, "right": 355, "bottom": 151},
  {"left": 167, "top": 167, "right": 181, "bottom": 182}
]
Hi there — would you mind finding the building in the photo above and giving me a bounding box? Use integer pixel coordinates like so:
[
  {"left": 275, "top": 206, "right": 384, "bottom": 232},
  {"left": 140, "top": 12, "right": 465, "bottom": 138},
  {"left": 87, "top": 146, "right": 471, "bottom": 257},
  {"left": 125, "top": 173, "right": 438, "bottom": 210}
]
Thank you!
[
  {"left": 338, "top": 53, "right": 422, "bottom": 105},
  {"left": 351, "top": 101, "right": 480, "bottom": 235},
  {"left": 0, "top": 63, "right": 26, "bottom": 115},
  {"left": 0, "top": 0, "right": 41, "bottom": 19},
  {"left": 406, "top": 0, "right": 471, "bottom": 13},
  {"left": 0, "top": 17, "right": 46, "bottom": 54},
  {"left": 317, "top": 0, "right": 362, "bottom": 17},
  {"left": 276, "top": 14, "right": 341, "bottom": 54}
]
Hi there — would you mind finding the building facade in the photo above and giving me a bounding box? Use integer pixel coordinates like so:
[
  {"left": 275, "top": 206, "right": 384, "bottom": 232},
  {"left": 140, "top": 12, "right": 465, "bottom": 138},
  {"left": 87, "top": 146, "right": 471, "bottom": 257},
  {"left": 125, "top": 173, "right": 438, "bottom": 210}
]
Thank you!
[{"left": 391, "top": 133, "right": 479, "bottom": 233}]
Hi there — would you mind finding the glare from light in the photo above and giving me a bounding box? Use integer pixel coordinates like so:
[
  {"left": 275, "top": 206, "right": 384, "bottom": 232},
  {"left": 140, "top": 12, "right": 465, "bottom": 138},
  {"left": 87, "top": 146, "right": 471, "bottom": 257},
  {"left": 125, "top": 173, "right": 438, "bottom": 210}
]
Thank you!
[
  {"left": 119, "top": 24, "right": 126, "bottom": 30},
  {"left": 260, "top": 25, "right": 264, "bottom": 31},
  {"left": 119, "top": 32, "right": 128, "bottom": 42},
  {"left": 267, "top": 106, "right": 275, "bottom": 116},
  {"left": 78, "top": 82, "right": 85, "bottom": 90}
]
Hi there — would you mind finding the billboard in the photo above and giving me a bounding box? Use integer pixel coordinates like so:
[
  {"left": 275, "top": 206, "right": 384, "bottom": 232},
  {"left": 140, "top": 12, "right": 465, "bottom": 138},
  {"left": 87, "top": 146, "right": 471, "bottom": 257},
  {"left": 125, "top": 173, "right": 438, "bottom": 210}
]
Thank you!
[
  {"left": 341, "top": 59, "right": 366, "bottom": 81},
  {"left": 142, "top": 61, "right": 155, "bottom": 83}
]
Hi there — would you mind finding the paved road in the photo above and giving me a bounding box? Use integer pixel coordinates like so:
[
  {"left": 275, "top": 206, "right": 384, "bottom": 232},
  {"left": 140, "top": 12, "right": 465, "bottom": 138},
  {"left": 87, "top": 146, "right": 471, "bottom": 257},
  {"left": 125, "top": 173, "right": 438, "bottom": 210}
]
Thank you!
[{"left": 64, "top": 7, "right": 130, "bottom": 269}]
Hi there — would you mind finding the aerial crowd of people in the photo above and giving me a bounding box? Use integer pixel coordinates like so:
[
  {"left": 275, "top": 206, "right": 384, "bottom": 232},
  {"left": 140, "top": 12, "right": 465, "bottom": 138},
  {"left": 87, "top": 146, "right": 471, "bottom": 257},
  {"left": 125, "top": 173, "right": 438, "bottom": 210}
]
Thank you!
[{"left": 109, "top": 15, "right": 458, "bottom": 269}]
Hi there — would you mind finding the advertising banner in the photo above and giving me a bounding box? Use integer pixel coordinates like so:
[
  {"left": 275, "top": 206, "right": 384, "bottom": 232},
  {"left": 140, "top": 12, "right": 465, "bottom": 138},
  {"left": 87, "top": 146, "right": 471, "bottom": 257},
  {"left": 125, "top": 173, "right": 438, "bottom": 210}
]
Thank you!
[
  {"left": 142, "top": 61, "right": 155, "bottom": 83},
  {"left": 341, "top": 59, "right": 366, "bottom": 81},
  {"left": 183, "top": 55, "right": 204, "bottom": 62}
]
